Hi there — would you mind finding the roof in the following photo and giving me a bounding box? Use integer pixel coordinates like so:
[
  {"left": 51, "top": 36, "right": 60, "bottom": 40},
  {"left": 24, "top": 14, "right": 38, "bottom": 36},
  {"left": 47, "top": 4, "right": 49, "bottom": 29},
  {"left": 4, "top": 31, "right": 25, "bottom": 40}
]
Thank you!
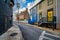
[{"left": 29, "top": 0, "right": 41, "bottom": 10}]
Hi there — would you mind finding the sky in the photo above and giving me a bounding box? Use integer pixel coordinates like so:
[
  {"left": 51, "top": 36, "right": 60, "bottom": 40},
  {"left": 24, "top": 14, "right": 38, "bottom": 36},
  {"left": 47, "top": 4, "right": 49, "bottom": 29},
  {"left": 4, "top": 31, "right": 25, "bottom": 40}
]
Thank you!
[
  {"left": 13, "top": 0, "right": 35, "bottom": 13},
  {"left": 13, "top": 0, "right": 41, "bottom": 20}
]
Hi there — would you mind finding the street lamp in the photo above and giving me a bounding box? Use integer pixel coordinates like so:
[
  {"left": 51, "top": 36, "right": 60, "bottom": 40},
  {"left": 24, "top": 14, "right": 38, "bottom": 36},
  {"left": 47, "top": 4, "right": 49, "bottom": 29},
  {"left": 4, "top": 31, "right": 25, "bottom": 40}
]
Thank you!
[{"left": 16, "top": 0, "right": 20, "bottom": 23}]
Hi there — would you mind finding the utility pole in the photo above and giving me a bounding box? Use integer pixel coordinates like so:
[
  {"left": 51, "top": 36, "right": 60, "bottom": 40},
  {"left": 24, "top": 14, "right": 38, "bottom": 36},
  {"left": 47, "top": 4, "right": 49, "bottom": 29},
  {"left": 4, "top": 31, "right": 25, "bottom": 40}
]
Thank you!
[{"left": 16, "top": 0, "right": 20, "bottom": 23}]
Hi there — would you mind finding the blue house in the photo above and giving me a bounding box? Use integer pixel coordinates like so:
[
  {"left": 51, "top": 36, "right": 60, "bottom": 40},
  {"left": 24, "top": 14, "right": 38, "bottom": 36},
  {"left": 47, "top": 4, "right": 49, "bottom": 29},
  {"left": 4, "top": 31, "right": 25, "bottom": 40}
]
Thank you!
[
  {"left": 0, "top": 0, "right": 14, "bottom": 35},
  {"left": 28, "top": 0, "right": 42, "bottom": 24},
  {"left": 28, "top": 4, "right": 39, "bottom": 24}
]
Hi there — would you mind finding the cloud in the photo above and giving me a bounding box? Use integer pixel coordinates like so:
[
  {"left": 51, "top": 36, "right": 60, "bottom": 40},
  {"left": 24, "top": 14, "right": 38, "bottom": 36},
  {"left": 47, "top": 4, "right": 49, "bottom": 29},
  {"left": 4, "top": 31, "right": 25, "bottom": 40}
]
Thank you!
[
  {"left": 13, "top": 7, "right": 26, "bottom": 14},
  {"left": 27, "top": 2, "right": 34, "bottom": 14},
  {"left": 27, "top": 3, "right": 31, "bottom": 7},
  {"left": 21, "top": 0, "right": 26, "bottom": 3},
  {"left": 27, "top": 2, "right": 34, "bottom": 8},
  {"left": 19, "top": 7, "right": 26, "bottom": 13},
  {"left": 28, "top": 0, "right": 41, "bottom": 9},
  {"left": 22, "top": 0, "right": 26, "bottom": 2}
]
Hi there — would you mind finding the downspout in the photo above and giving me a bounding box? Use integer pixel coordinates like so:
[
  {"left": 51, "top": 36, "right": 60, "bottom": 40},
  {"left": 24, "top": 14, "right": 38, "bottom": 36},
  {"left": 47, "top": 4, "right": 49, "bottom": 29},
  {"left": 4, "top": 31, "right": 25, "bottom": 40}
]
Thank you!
[{"left": 56, "top": 0, "right": 58, "bottom": 29}]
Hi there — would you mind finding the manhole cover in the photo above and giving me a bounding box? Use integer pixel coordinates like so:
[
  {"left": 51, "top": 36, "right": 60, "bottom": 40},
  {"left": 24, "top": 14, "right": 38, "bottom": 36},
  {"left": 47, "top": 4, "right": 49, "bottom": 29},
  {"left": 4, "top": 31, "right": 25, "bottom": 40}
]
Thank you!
[{"left": 10, "top": 33, "right": 18, "bottom": 36}]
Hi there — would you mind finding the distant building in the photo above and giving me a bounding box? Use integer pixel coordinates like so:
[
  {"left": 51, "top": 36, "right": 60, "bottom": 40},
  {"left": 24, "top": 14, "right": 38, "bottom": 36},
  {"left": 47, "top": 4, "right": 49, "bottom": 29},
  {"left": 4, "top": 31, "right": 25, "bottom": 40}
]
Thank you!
[
  {"left": 0, "top": 0, "right": 14, "bottom": 35},
  {"left": 24, "top": 8, "right": 29, "bottom": 20},
  {"left": 19, "top": 12, "right": 24, "bottom": 20},
  {"left": 16, "top": 13, "right": 20, "bottom": 21},
  {"left": 19, "top": 8, "right": 29, "bottom": 20}
]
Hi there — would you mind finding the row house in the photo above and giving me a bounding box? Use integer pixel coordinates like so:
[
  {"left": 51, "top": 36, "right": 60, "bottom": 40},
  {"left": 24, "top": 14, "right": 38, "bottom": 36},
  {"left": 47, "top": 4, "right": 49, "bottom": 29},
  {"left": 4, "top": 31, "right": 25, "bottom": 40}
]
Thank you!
[
  {"left": 28, "top": 0, "right": 60, "bottom": 30},
  {"left": 38, "top": 0, "right": 60, "bottom": 30},
  {"left": 0, "top": 0, "right": 14, "bottom": 35},
  {"left": 28, "top": 0, "right": 41, "bottom": 24}
]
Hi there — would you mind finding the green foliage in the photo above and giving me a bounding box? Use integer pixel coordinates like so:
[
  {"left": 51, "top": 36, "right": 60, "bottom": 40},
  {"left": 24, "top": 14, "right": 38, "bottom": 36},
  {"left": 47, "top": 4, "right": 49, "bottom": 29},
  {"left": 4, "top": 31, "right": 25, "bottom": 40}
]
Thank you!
[{"left": 20, "top": 19, "right": 24, "bottom": 21}]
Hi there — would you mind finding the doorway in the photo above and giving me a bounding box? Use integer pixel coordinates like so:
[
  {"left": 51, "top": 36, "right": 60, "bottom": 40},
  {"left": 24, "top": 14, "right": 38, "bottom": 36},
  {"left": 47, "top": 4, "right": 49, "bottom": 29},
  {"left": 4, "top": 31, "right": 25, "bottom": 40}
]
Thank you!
[
  {"left": 5, "top": 16, "right": 8, "bottom": 31},
  {"left": 47, "top": 8, "right": 53, "bottom": 22}
]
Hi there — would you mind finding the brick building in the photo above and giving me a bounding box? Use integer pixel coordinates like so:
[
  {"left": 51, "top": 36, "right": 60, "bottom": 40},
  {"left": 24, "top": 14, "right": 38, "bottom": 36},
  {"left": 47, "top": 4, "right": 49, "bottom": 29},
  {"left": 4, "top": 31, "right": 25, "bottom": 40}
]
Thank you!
[
  {"left": 19, "top": 8, "right": 29, "bottom": 20},
  {"left": 19, "top": 12, "right": 24, "bottom": 20}
]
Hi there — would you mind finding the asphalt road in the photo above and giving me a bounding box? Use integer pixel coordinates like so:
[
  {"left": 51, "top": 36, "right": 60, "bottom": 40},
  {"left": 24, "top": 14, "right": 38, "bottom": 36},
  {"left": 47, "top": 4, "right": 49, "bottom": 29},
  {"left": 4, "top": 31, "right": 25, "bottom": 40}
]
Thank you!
[{"left": 14, "top": 22, "right": 60, "bottom": 40}]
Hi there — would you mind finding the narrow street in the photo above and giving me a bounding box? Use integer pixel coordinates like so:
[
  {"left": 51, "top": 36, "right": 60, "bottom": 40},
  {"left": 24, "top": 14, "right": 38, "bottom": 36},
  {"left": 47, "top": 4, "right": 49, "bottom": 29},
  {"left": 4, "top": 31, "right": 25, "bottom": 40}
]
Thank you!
[
  {"left": 14, "top": 22, "right": 60, "bottom": 40},
  {"left": 0, "top": 0, "right": 60, "bottom": 40}
]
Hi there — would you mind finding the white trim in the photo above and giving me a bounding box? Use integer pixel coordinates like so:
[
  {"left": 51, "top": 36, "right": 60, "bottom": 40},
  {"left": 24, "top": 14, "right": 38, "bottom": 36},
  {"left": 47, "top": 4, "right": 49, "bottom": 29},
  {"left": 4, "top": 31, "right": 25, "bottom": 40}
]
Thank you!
[
  {"left": 37, "top": 5, "right": 39, "bottom": 22},
  {"left": 29, "top": 0, "right": 41, "bottom": 10},
  {"left": 45, "top": 33, "right": 60, "bottom": 38},
  {"left": 43, "top": 37, "right": 54, "bottom": 40},
  {"left": 39, "top": 31, "right": 45, "bottom": 40}
]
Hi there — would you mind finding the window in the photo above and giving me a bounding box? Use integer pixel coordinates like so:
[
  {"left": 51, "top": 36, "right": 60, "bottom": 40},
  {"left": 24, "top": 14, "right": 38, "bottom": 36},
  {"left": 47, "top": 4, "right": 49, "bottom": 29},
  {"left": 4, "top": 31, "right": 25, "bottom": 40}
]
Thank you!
[
  {"left": 10, "top": 0, "right": 14, "bottom": 5},
  {"left": 39, "top": 3, "right": 42, "bottom": 9},
  {"left": 39, "top": 12, "right": 42, "bottom": 20},
  {"left": 48, "top": 0, "right": 53, "bottom": 5}
]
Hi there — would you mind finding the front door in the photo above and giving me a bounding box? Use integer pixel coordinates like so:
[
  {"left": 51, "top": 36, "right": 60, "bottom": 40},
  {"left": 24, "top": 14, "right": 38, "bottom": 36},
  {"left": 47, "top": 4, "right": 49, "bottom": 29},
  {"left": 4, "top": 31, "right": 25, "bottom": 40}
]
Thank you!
[{"left": 48, "top": 9, "right": 53, "bottom": 22}]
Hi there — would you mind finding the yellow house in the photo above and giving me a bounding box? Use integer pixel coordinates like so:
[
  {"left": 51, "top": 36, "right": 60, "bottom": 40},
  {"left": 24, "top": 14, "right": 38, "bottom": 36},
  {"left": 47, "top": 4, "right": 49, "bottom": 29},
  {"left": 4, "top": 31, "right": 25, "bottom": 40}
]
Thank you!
[{"left": 38, "top": 0, "right": 60, "bottom": 30}]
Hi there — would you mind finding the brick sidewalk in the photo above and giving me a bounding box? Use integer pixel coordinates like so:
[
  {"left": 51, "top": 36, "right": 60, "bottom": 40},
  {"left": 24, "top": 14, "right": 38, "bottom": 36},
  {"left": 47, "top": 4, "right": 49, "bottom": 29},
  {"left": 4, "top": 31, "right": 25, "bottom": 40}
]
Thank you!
[{"left": 0, "top": 24, "right": 24, "bottom": 40}]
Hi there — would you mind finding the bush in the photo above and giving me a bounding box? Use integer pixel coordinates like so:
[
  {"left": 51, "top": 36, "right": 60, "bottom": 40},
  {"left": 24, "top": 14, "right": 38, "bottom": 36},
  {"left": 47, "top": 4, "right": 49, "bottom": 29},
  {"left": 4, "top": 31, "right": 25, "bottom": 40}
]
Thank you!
[{"left": 20, "top": 19, "right": 24, "bottom": 21}]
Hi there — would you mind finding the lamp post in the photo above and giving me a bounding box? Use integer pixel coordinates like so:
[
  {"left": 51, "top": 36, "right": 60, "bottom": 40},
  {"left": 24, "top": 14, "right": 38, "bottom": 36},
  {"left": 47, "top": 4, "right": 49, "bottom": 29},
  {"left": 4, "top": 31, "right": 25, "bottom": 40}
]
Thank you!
[{"left": 16, "top": 0, "right": 20, "bottom": 23}]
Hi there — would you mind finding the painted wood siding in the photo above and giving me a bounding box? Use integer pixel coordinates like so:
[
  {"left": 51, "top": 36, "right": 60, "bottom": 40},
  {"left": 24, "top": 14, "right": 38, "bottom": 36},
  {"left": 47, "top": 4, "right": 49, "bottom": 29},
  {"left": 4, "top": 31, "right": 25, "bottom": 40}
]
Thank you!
[{"left": 30, "top": 6, "right": 38, "bottom": 23}]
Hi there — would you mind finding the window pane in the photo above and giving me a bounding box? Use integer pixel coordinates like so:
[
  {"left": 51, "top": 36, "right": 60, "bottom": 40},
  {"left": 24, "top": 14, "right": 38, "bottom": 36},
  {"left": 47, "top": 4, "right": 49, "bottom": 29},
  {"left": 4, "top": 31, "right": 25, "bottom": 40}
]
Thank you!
[{"left": 39, "top": 4, "right": 42, "bottom": 9}]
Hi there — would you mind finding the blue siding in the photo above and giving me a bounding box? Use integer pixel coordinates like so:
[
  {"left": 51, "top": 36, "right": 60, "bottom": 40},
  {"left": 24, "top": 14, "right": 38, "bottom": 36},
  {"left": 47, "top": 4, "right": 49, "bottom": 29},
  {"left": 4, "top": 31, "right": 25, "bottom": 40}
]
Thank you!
[
  {"left": 0, "top": 0, "right": 13, "bottom": 35},
  {"left": 28, "top": 6, "right": 38, "bottom": 24}
]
